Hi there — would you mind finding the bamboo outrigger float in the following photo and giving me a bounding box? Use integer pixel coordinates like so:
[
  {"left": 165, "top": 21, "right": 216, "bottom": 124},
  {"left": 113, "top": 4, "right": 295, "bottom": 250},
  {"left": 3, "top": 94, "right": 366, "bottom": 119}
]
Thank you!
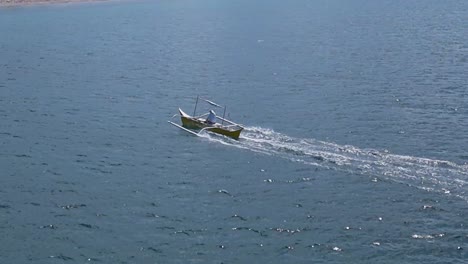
[{"left": 168, "top": 96, "right": 244, "bottom": 139}]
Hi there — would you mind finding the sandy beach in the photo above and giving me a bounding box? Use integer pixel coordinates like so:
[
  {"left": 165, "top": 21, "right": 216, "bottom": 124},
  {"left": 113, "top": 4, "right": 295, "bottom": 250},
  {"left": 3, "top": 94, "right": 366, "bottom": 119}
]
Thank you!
[{"left": 0, "top": 0, "right": 113, "bottom": 7}]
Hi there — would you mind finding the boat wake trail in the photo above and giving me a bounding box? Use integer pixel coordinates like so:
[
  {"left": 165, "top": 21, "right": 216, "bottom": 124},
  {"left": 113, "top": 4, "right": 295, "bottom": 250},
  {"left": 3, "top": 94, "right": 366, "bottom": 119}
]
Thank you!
[{"left": 202, "top": 126, "right": 468, "bottom": 201}]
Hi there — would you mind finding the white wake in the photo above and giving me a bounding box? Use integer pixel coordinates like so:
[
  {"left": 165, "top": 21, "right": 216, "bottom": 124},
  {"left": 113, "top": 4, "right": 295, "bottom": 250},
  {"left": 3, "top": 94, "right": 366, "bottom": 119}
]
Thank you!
[{"left": 200, "top": 126, "right": 468, "bottom": 201}]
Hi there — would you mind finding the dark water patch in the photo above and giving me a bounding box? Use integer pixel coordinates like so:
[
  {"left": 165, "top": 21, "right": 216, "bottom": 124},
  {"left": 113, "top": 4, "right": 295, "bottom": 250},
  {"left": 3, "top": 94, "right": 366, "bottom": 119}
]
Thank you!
[
  {"left": 145, "top": 247, "right": 163, "bottom": 254},
  {"left": 155, "top": 226, "right": 176, "bottom": 231},
  {"left": 79, "top": 223, "right": 96, "bottom": 229},
  {"left": 65, "top": 111, "right": 78, "bottom": 116},
  {"left": 443, "top": 233, "right": 468, "bottom": 242},
  {"left": 15, "top": 154, "right": 31, "bottom": 158},
  {"left": 294, "top": 167, "right": 318, "bottom": 173},
  {"left": 84, "top": 166, "right": 112, "bottom": 174},
  {"left": 30, "top": 202, "right": 40, "bottom": 206},
  {"left": 82, "top": 257, "right": 101, "bottom": 262},
  {"left": 94, "top": 212, "right": 107, "bottom": 217},
  {"left": 217, "top": 189, "right": 232, "bottom": 196},
  {"left": 459, "top": 155, "right": 468, "bottom": 162},
  {"left": 173, "top": 230, "right": 190, "bottom": 236},
  {"left": 119, "top": 124, "right": 138, "bottom": 129},
  {"left": 419, "top": 204, "right": 445, "bottom": 212},
  {"left": 271, "top": 227, "right": 308, "bottom": 235},
  {"left": 56, "top": 180, "right": 75, "bottom": 185},
  {"left": 307, "top": 243, "right": 323, "bottom": 249},
  {"left": 306, "top": 243, "right": 344, "bottom": 254},
  {"left": 231, "top": 214, "right": 247, "bottom": 221},
  {"left": 60, "top": 204, "right": 86, "bottom": 210},
  {"left": 99, "top": 157, "right": 122, "bottom": 167},
  {"left": 173, "top": 229, "right": 207, "bottom": 236},
  {"left": 286, "top": 177, "right": 314, "bottom": 184},
  {"left": 46, "top": 170, "right": 62, "bottom": 176},
  {"left": 232, "top": 227, "right": 267, "bottom": 237},
  {"left": 168, "top": 181, "right": 192, "bottom": 186},
  {"left": 278, "top": 244, "right": 299, "bottom": 254},
  {"left": 64, "top": 108, "right": 80, "bottom": 113},
  {"left": 145, "top": 212, "right": 158, "bottom": 218},
  {"left": 0, "top": 204, "right": 11, "bottom": 209},
  {"left": 145, "top": 213, "right": 168, "bottom": 219},
  {"left": 40, "top": 224, "right": 58, "bottom": 230},
  {"left": 54, "top": 214, "right": 69, "bottom": 218},
  {"left": 50, "top": 189, "right": 77, "bottom": 194},
  {"left": 49, "top": 254, "right": 73, "bottom": 261}
]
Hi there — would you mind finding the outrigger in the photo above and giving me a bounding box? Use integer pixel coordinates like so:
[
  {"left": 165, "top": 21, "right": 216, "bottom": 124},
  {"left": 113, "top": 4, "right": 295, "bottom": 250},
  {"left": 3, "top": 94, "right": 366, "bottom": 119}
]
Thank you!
[{"left": 168, "top": 96, "right": 244, "bottom": 139}]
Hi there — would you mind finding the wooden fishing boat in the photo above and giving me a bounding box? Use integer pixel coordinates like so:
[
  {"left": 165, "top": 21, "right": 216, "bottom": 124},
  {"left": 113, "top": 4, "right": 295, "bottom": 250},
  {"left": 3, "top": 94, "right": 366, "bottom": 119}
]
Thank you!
[{"left": 168, "top": 97, "right": 244, "bottom": 139}]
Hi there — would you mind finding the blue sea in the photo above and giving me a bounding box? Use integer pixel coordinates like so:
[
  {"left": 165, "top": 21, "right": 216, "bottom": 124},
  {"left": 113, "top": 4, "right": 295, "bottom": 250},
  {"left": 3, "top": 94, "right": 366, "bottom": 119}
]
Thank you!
[{"left": 0, "top": 0, "right": 467, "bottom": 263}]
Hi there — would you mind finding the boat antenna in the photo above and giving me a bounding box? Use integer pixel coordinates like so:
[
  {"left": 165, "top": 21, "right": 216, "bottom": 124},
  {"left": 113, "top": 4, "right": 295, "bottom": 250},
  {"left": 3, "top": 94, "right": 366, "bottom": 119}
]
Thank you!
[{"left": 193, "top": 95, "right": 199, "bottom": 116}]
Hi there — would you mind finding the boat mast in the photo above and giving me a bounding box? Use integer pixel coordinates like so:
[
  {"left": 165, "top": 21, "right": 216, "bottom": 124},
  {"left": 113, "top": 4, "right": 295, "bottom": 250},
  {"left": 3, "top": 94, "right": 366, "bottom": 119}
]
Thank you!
[
  {"left": 221, "top": 106, "right": 226, "bottom": 125},
  {"left": 193, "top": 95, "right": 199, "bottom": 116}
]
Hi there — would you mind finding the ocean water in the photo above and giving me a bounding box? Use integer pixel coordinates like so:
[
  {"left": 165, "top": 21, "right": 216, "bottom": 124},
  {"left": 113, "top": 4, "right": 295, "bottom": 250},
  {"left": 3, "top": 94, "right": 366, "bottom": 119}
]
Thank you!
[{"left": 0, "top": 0, "right": 467, "bottom": 263}]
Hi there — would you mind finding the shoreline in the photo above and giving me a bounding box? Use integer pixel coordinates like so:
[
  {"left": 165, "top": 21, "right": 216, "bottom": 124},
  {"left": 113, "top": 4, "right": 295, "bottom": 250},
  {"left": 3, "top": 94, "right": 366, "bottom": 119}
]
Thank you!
[{"left": 0, "top": 0, "right": 116, "bottom": 7}]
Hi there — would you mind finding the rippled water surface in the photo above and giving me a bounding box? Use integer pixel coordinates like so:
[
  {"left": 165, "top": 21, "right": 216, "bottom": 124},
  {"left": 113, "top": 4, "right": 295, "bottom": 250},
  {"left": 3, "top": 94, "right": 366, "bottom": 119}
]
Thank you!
[{"left": 1, "top": 0, "right": 467, "bottom": 263}]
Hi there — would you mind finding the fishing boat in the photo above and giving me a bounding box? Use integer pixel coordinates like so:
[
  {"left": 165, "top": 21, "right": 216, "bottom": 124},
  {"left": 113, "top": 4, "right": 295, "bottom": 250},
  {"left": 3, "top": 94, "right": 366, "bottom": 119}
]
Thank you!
[{"left": 168, "top": 97, "right": 244, "bottom": 139}]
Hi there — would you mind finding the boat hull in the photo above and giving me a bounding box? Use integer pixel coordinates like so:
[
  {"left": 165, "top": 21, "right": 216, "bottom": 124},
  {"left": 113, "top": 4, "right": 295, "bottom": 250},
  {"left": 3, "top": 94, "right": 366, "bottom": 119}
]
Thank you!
[
  {"left": 180, "top": 112, "right": 243, "bottom": 140},
  {"left": 206, "top": 126, "right": 242, "bottom": 140}
]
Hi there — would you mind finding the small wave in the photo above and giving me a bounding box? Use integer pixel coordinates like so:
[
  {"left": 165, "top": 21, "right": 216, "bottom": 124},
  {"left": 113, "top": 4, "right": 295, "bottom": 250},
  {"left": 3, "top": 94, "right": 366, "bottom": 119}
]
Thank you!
[{"left": 201, "top": 126, "right": 468, "bottom": 201}]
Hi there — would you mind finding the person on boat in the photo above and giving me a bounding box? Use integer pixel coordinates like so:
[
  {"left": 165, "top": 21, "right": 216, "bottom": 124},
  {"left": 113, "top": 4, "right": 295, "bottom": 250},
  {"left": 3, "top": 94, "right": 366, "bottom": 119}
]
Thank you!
[{"left": 206, "top": 110, "right": 216, "bottom": 124}]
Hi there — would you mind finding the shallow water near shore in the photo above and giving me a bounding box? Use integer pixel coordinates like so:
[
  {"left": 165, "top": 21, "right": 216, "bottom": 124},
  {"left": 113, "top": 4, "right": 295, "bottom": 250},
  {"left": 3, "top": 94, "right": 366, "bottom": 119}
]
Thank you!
[{"left": 1, "top": 0, "right": 467, "bottom": 263}]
